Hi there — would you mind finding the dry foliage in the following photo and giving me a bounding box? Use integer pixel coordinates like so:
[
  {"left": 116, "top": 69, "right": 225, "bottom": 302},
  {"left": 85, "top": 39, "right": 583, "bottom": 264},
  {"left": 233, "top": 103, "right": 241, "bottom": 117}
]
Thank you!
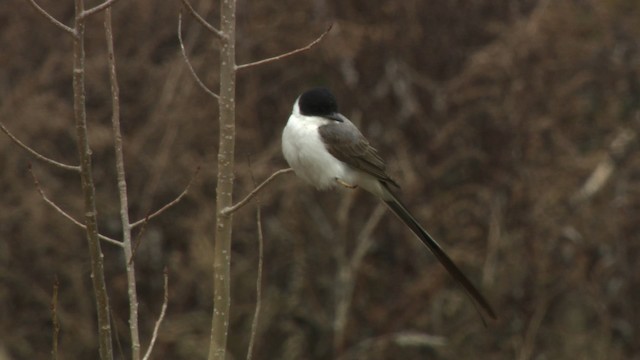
[{"left": 1, "top": 0, "right": 639, "bottom": 359}]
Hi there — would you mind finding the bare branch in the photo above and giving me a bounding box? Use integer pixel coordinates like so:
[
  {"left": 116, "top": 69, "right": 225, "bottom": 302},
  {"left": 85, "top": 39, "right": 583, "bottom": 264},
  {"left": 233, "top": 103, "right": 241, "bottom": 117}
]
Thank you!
[
  {"left": 351, "top": 204, "right": 386, "bottom": 270},
  {"left": 128, "top": 216, "right": 149, "bottom": 266},
  {"left": 72, "top": 0, "right": 114, "bottom": 352},
  {"left": 236, "top": 24, "right": 332, "bottom": 71},
  {"left": 104, "top": 6, "right": 142, "bottom": 359},
  {"left": 178, "top": 12, "right": 220, "bottom": 100},
  {"left": 1, "top": 122, "right": 80, "bottom": 172},
  {"left": 179, "top": 0, "right": 224, "bottom": 39},
  {"left": 81, "top": 0, "right": 122, "bottom": 19},
  {"left": 517, "top": 293, "right": 553, "bottom": 360},
  {"left": 51, "top": 276, "right": 60, "bottom": 360},
  {"left": 221, "top": 168, "right": 294, "bottom": 215},
  {"left": 337, "top": 332, "right": 446, "bottom": 360},
  {"left": 482, "top": 194, "right": 504, "bottom": 288},
  {"left": 28, "top": 165, "right": 123, "bottom": 247},
  {"left": 112, "top": 307, "right": 125, "bottom": 358},
  {"left": 25, "top": 0, "right": 76, "bottom": 36},
  {"left": 334, "top": 203, "right": 386, "bottom": 352},
  {"left": 246, "top": 169, "right": 264, "bottom": 360},
  {"left": 572, "top": 128, "right": 637, "bottom": 204},
  {"left": 210, "top": 0, "right": 237, "bottom": 355},
  {"left": 142, "top": 268, "right": 169, "bottom": 360},
  {"left": 130, "top": 166, "right": 200, "bottom": 228}
]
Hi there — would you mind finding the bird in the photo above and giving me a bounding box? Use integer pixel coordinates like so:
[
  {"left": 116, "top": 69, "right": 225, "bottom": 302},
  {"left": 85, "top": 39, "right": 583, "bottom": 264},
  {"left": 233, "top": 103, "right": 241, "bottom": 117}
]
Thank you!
[{"left": 282, "top": 87, "right": 497, "bottom": 321}]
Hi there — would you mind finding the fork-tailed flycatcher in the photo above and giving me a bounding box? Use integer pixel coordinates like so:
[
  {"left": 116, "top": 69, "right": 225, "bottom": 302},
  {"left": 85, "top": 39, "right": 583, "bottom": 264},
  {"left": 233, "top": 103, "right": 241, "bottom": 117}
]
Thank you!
[{"left": 282, "top": 87, "right": 496, "bottom": 321}]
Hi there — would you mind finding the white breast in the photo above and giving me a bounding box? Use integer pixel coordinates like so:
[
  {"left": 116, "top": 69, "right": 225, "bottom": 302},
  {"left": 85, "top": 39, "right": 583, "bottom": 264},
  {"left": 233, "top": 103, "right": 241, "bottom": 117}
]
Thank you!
[{"left": 282, "top": 110, "right": 347, "bottom": 190}]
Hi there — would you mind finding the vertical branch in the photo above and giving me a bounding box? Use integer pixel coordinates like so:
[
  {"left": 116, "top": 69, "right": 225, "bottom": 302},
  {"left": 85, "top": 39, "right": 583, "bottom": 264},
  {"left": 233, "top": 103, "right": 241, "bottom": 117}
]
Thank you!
[
  {"left": 142, "top": 268, "right": 170, "bottom": 360},
  {"left": 51, "top": 276, "right": 60, "bottom": 360},
  {"left": 246, "top": 172, "right": 264, "bottom": 360},
  {"left": 104, "top": 6, "right": 140, "bottom": 360},
  {"left": 333, "top": 192, "right": 356, "bottom": 355},
  {"left": 72, "top": 0, "right": 113, "bottom": 358},
  {"left": 209, "top": 0, "right": 236, "bottom": 359},
  {"left": 334, "top": 204, "right": 386, "bottom": 355}
]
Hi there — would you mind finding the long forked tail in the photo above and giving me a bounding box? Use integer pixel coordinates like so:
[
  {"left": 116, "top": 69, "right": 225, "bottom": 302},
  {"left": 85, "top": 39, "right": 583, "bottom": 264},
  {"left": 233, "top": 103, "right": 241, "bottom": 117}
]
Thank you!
[{"left": 382, "top": 188, "right": 497, "bottom": 321}]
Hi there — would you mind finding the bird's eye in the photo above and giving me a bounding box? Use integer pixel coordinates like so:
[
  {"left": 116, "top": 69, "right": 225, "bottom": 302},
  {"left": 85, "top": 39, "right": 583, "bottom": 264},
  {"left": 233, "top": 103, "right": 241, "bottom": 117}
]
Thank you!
[{"left": 327, "top": 113, "right": 345, "bottom": 122}]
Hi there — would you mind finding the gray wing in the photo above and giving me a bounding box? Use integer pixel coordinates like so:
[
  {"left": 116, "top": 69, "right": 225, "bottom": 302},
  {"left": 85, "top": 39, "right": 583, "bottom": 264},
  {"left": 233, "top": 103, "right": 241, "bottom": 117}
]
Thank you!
[{"left": 318, "top": 120, "right": 399, "bottom": 188}]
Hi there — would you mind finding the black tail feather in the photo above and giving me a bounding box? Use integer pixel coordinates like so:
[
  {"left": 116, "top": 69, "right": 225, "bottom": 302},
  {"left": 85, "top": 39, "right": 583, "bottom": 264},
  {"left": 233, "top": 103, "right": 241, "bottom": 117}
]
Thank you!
[{"left": 383, "top": 192, "right": 497, "bottom": 321}]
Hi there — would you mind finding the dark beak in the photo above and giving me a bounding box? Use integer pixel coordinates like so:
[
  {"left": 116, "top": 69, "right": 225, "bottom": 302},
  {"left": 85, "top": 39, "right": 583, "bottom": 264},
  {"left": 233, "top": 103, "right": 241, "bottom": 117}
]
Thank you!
[{"left": 327, "top": 112, "right": 347, "bottom": 123}]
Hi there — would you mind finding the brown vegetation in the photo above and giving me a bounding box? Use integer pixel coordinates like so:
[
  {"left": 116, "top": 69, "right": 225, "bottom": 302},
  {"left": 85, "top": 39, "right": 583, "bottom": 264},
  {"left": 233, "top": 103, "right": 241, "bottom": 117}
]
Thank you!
[{"left": 1, "top": 0, "right": 639, "bottom": 359}]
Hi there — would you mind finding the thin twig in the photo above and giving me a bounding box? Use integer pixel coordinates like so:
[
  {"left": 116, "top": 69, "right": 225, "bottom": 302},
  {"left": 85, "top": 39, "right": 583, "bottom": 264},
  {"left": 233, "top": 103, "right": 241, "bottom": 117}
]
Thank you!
[
  {"left": 104, "top": 6, "right": 141, "bottom": 359},
  {"left": 333, "top": 191, "right": 356, "bottom": 355},
  {"left": 334, "top": 203, "right": 386, "bottom": 353},
  {"left": 179, "top": 0, "right": 224, "bottom": 39},
  {"left": 1, "top": 122, "right": 80, "bottom": 172},
  {"left": 28, "top": 165, "right": 123, "bottom": 247},
  {"left": 221, "top": 168, "right": 294, "bottom": 215},
  {"left": 337, "top": 332, "right": 446, "bottom": 360},
  {"left": 351, "top": 204, "right": 387, "bottom": 270},
  {"left": 81, "top": 0, "right": 122, "bottom": 19},
  {"left": 518, "top": 294, "right": 552, "bottom": 360},
  {"left": 246, "top": 166, "right": 264, "bottom": 360},
  {"left": 25, "top": 0, "right": 76, "bottom": 36},
  {"left": 482, "top": 194, "right": 504, "bottom": 288},
  {"left": 130, "top": 166, "right": 200, "bottom": 228},
  {"left": 72, "top": 0, "right": 114, "bottom": 353},
  {"left": 51, "top": 276, "right": 60, "bottom": 360},
  {"left": 128, "top": 216, "right": 149, "bottom": 265},
  {"left": 111, "top": 307, "right": 125, "bottom": 360},
  {"left": 177, "top": 12, "right": 220, "bottom": 99},
  {"left": 571, "top": 128, "right": 637, "bottom": 204},
  {"left": 236, "top": 24, "right": 332, "bottom": 70},
  {"left": 142, "top": 268, "right": 169, "bottom": 360}
]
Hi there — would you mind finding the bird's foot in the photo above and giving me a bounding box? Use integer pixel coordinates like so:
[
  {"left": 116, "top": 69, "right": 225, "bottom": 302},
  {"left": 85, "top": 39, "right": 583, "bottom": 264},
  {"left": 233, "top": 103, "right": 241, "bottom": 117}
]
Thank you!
[{"left": 336, "top": 178, "right": 358, "bottom": 189}]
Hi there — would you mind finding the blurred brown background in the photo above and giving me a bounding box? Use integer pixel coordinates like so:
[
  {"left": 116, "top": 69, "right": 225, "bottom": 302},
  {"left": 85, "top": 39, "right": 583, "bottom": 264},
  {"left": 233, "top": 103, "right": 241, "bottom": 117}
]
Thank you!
[{"left": 1, "top": 0, "right": 639, "bottom": 359}]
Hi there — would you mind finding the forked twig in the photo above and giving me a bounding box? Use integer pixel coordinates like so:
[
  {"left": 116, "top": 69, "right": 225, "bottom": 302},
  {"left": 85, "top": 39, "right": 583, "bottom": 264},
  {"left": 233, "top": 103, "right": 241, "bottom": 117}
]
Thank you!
[
  {"left": 177, "top": 12, "right": 220, "bottom": 100},
  {"left": 1, "top": 122, "right": 80, "bottom": 172},
  {"left": 179, "top": 0, "right": 224, "bottom": 39},
  {"left": 236, "top": 24, "right": 332, "bottom": 71},
  {"left": 81, "top": 0, "right": 122, "bottom": 19},
  {"left": 130, "top": 166, "right": 200, "bottom": 228},
  {"left": 28, "top": 165, "right": 123, "bottom": 247},
  {"left": 25, "top": 0, "right": 76, "bottom": 36},
  {"left": 142, "top": 268, "right": 169, "bottom": 360},
  {"left": 220, "top": 168, "right": 294, "bottom": 215}
]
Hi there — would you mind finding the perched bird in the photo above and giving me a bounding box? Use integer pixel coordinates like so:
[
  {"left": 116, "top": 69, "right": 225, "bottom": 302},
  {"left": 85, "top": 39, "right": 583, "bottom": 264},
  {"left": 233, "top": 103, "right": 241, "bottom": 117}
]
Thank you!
[{"left": 282, "top": 87, "right": 496, "bottom": 321}]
